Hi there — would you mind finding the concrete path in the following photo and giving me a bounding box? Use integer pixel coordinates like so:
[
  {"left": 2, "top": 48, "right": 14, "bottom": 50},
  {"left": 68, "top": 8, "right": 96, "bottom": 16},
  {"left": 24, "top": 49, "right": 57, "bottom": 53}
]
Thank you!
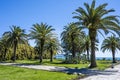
[
  {"left": 0, "top": 63, "right": 102, "bottom": 75},
  {"left": 0, "top": 63, "right": 82, "bottom": 74},
  {"left": 0, "top": 63, "right": 66, "bottom": 71},
  {"left": 80, "top": 64, "right": 120, "bottom": 80}
]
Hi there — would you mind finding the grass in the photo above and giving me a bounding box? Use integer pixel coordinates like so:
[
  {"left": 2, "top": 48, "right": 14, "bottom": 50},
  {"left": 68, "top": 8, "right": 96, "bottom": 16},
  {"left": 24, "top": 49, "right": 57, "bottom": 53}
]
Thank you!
[
  {"left": 15, "top": 59, "right": 113, "bottom": 70},
  {"left": 0, "top": 65, "right": 77, "bottom": 80},
  {"left": 95, "top": 60, "right": 112, "bottom": 70},
  {"left": 0, "top": 59, "right": 116, "bottom": 80}
]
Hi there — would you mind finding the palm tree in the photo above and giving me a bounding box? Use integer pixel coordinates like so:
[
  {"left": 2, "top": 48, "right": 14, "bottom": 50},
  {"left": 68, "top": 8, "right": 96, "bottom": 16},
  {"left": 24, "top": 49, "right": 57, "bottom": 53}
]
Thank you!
[
  {"left": 101, "top": 36, "right": 120, "bottom": 63},
  {"left": 81, "top": 35, "right": 99, "bottom": 61},
  {"left": 61, "top": 23, "right": 85, "bottom": 59},
  {"left": 81, "top": 36, "right": 91, "bottom": 61},
  {"left": 73, "top": 0, "right": 120, "bottom": 68},
  {"left": 45, "top": 36, "right": 60, "bottom": 62},
  {"left": 3, "top": 26, "right": 27, "bottom": 62},
  {"left": 29, "top": 23, "right": 55, "bottom": 63}
]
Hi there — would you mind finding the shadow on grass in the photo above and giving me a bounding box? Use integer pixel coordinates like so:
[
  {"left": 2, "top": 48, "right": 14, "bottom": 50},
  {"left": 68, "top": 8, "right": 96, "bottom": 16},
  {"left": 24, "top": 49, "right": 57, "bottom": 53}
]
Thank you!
[{"left": 51, "top": 67, "right": 118, "bottom": 76}]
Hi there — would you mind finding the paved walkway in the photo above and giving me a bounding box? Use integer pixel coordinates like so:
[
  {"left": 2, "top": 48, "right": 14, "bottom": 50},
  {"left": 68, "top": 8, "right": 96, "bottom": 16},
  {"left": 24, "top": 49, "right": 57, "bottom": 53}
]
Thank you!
[
  {"left": 80, "top": 64, "right": 120, "bottom": 80},
  {"left": 0, "top": 63, "right": 120, "bottom": 80},
  {"left": 0, "top": 63, "right": 82, "bottom": 74},
  {"left": 0, "top": 63, "right": 66, "bottom": 71}
]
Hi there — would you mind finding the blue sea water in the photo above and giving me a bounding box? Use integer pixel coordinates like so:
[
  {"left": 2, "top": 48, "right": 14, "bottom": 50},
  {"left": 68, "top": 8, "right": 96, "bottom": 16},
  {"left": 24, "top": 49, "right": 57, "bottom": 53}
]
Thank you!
[
  {"left": 54, "top": 54, "right": 120, "bottom": 60},
  {"left": 54, "top": 54, "right": 65, "bottom": 60},
  {"left": 96, "top": 57, "right": 120, "bottom": 60}
]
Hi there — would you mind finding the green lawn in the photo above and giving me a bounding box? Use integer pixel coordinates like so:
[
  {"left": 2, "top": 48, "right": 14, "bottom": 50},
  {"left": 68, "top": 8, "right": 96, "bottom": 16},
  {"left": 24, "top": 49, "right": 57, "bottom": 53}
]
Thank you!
[
  {"left": 96, "top": 60, "right": 113, "bottom": 70},
  {"left": 0, "top": 59, "right": 115, "bottom": 80},
  {"left": 0, "top": 65, "right": 77, "bottom": 80},
  {"left": 15, "top": 59, "right": 113, "bottom": 70}
]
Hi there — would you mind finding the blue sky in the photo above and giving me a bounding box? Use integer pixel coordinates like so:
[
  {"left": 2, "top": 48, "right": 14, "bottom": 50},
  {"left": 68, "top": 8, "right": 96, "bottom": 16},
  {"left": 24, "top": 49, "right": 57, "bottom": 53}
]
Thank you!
[{"left": 0, "top": 0, "right": 120, "bottom": 57}]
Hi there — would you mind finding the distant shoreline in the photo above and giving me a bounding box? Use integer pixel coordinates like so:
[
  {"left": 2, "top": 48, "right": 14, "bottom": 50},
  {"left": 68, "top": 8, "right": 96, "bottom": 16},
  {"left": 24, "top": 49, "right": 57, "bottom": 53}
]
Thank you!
[
  {"left": 54, "top": 54, "right": 120, "bottom": 60},
  {"left": 96, "top": 57, "right": 120, "bottom": 60}
]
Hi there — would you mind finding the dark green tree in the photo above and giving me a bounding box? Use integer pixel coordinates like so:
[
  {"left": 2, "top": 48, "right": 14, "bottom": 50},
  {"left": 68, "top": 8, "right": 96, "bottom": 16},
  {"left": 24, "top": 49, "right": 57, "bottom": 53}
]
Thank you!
[
  {"left": 0, "top": 35, "right": 10, "bottom": 61},
  {"left": 61, "top": 23, "right": 85, "bottom": 59},
  {"left": 45, "top": 35, "right": 60, "bottom": 62},
  {"left": 3, "top": 26, "right": 27, "bottom": 62}
]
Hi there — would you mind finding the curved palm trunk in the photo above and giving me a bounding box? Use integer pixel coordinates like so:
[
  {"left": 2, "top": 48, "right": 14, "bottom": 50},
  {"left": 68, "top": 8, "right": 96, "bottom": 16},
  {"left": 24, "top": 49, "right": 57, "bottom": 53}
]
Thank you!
[
  {"left": 12, "top": 41, "right": 17, "bottom": 62},
  {"left": 89, "top": 30, "right": 97, "bottom": 68},
  {"left": 50, "top": 48, "right": 53, "bottom": 62},
  {"left": 112, "top": 48, "right": 116, "bottom": 63}
]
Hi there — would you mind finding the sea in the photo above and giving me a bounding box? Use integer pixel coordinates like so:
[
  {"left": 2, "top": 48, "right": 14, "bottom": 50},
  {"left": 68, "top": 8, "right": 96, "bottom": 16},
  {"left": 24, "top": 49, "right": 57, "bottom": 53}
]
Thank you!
[
  {"left": 54, "top": 54, "right": 120, "bottom": 60},
  {"left": 96, "top": 57, "right": 120, "bottom": 60}
]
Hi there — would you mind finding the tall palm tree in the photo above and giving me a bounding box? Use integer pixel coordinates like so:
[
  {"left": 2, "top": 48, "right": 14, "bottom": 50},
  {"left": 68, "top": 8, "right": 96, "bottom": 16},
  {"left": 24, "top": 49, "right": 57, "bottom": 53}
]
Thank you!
[
  {"left": 45, "top": 36, "right": 60, "bottom": 62},
  {"left": 61, "top": 23, "right": 85, "bottom": 59},
  {"left": 101, "top": 36, "right": 120, "bottom": 63},
  {"left": 3, "top": 26, "right": 27, "bottom": 62},
  {"left": 73, "top": 0, "right": 120, "bottom": 68},
  {"left": 29, "top": 23, "right": 55, "bottom": 63}
]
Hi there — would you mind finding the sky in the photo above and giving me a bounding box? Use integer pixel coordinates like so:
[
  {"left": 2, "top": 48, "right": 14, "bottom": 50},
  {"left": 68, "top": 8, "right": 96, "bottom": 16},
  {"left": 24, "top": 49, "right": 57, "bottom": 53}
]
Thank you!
[{"left": 0, "top": 0, "right": 120, "bottom": 57}]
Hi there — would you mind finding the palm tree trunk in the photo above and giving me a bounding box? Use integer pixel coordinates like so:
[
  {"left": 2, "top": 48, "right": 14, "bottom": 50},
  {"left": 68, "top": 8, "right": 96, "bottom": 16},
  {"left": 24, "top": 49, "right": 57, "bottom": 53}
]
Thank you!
[
  {"left": 3, "top": 48, "right": 7, "bottom": 61},
  {"left": 86, "top": 47, "right": 89, "bottom": 61},
  {"left": 112, "top": 49, "right": 116, "bottom": 63},
  {"left": 39, "top": 40, "right": 44, "bottom": 63},
  {"left": 50, "top": 48, "right": 53, "bottom": 62},
  {"left": 12, "top": 42, "right": 17, "bottom": 62},
  {"left": 89, "top": 30, "right": 97, "bottom": 68},
  {"left": 39, "top": 51, "right": 43, "bottom": 63},
  {"left": 72, "top": 45, "right": 75, "bottom": 58},
  {"left": 71, "top": 35, "right": 75, "bottom": 59},
  {"left": 39, "top": 45, "right": 43, "bottom": 63},
  {"left": 1, "top": 53, "right": 4, "bottom": 61}
]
